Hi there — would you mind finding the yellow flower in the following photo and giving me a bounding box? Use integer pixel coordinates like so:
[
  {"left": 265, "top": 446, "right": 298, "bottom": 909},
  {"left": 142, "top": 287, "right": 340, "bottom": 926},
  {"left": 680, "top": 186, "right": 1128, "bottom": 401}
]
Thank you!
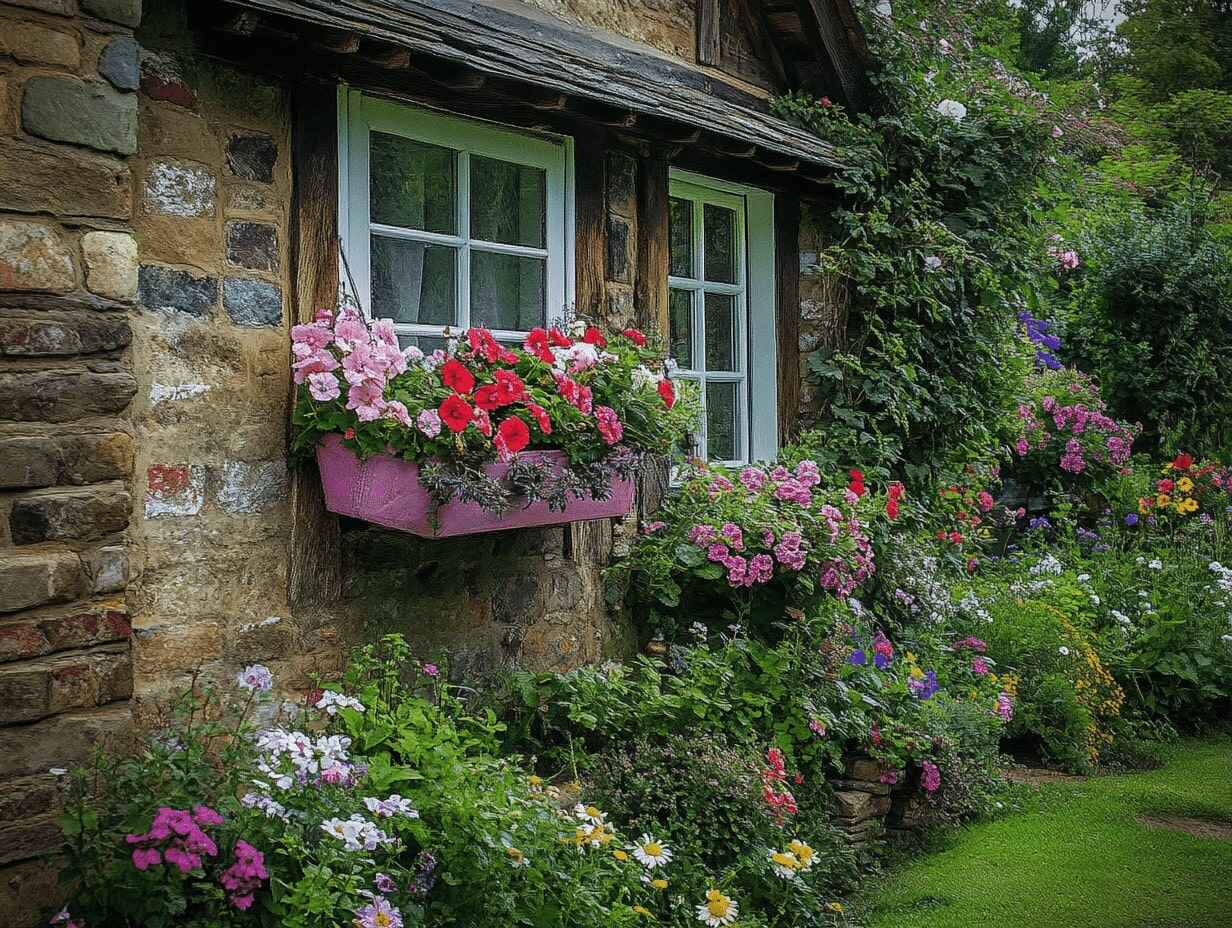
[
  {"left": 614, "top": 849, "right": 630, "bottom": 862},
  {"left": 910, "top": 665, "right": 925, "bottom": 680},
  {"left": 1156, "top": 493, "right": 1171, "bottom": 508},
  {"left": 826, "top": 901, "right": 845, "bottom": 913},
  {"left": 1181, "top": 497, "right": 1199, "bottom": 513},
  {"left": 787, "top": 839, "right": 816, "bottom": 870},
  {"left": 1139, "top": 498, "right": 1151, "bottom": 515},
  {"left": 769, "top": 850, "right": 801, "bottom": 878},
  {"left": 1177, "top": 477, "right": 1194, "bottom": 493},
  {"left": 905, "top": 651, "right": 918, "bottom": 664},
  {"left": 528, "top": 774, "right": 543, "bottom": 786},
  {"left": 650, "top": 878, "right": 668, "bottom": 891},
  {"left": 633, "top": 905, "right": 652, "bottom": 917}
]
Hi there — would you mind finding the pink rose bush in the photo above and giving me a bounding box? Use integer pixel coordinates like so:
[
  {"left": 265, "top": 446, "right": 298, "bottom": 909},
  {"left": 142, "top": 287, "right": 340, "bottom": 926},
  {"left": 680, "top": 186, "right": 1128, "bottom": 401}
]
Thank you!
[{"left": 291, "top": 308, "right": 695, "bottom": 512}]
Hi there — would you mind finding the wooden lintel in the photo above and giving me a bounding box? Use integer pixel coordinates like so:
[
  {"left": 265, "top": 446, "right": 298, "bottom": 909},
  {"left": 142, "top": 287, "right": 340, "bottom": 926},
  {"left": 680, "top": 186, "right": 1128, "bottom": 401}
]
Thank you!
[
  {"left": 709, "top": 137, "right": 758, "bottom": 158},
  {"left": 757, "top": 157, "right": 800, "bottom": 172},
  {"left": 526, "top": 91, "right": 569, "bottom": 111},
  {"left": 419, "top": 64, "right": 487, "bottom": 91},
  {"left": 364, "top": 42, "right": 412, "bottom": 69},
  {"left": 314, "top": 28, "right": 361, "bottom": 54}
]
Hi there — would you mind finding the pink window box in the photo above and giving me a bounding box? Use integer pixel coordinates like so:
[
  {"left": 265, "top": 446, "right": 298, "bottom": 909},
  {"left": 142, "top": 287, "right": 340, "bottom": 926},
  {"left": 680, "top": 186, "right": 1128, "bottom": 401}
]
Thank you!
[{"left": 316, "top": 433, "right": 635, "bottom": 538}]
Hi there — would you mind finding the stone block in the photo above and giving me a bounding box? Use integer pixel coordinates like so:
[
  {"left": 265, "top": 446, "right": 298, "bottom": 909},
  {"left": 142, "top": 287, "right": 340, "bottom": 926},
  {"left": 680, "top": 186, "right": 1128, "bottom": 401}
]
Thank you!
[
  {"left": 10, "top": 487, "right": 130, "bottom": 544},
  {"left": 0, "top": 645, "right": 130, "bottom": 724},
  {"left": 0, "top": 774, "right": 65, "bottom": 826},
  {"left": 492, "top": 575, "right": 542, "bottom": 625},
  {"left": 0, "top": 433, "right": 133, "bottom": 489},
  {"left": 138, "top": 264, "right": 217, "bottom": 316},
  {"left": 0, "top": 704, "right": 132, "bottom": 779},
  {"left": 216, "top": 459, "right": 287, "bottom": 514},
  {"left": 82, "top": 231, "right": 138, "bottom": 301},
  {"left": 225, "top": 220, "right": 278, "bottom": 272},
  {"left": 144, "top": 463, "right": 205, "bottom": 518},
  {"left": 0, "top": 316, "right": 131, "bottom": 357},
  {"left": 143, "top": 158, "right": 216, "bottom": 217},
  {"left": 0, "top": 856, "right": 68, "bottom": 928},
  {"left": 226, "top": 130, "right": 278, "bottom": 183},
  {"left": 830, "top": 778, "right": 892, "bottom": 796},
  {"left": 0, "top": 21, "right": 80, "bottom": 68},
  {"left": 22, "top": 76, "right": 137, "bottom": 156},
  {"left": 98, "top": 35, "right": 141, "bottom": 91},
  {"left": 132, "top": 622, "right": 223, "bottom": 678},
  {"left": 0, "top": 220, "right": 75, "bottom": 292},
  {"left": 223, "top": 277, "right": 282, "bottom": 326},
  {"left": 0, "top": 370, "right": 138, "bottom": 421},
  {"left": 833, "top": 789, "right": 877, "bottom": 822},
  {"left": 0, "top": 605, "right": 131, "bottom": 664},
  {"left": 88, "top": 545, "right": 128, "bottom": 593},
  {"left": 227, "top": 184, "right": 277, "bottom": 215},
  {"left": 0, "top": 139, "right": 132, "bottom": 220},
  {"left": 7, "top": 0, "right": 72, "bottom": 13},
  {"left": 844, "top": 756, "right": 882, "bottom": 781},
  {"left": 140, "top": 50, "right": 194, "bottom": 108},
  {"left": 82, "top": 0, "right": 142, "bottom": 26},
  {"left": 0, "top": 552, "right": 84, "bottom": 614},
  {"left": 0, "top": 815, "right": 62, "bottom": 866}
]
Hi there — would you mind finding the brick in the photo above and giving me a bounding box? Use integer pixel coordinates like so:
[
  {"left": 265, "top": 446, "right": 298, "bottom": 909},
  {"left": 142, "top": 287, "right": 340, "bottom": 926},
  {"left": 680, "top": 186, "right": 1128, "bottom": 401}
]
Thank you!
[
  {"left": 0, "top": 370, "right": 137, "bottom": 421},
  {"left": 9, "top": 487, "right": 131, "bottom": 544},
  {"left": 22, "top": 76, "right": 137, "bottom": 156},
  {"left": 225, "top": 220, "right": 278, "bottom": 272},
  {"left": 82, "top": 0, "right": 142, "bottom": 26},
  {"left": 0, "top": 553, "right": 84, "bottom": 614},
  {"left": 143, "top": 158, "right": 216, "bottom": 217},
  {"left": 0, "top": 139, "right": 132, "bottom": 220},
  {"left": 0, "top": 605, "right": 132, "bottom": 664},
  {"left": 98, "top": 35, "right": 141, "bottom": 91},
  {"left": 82, "top": 231, "right": 138, "bottom": 301},
  {"left": 0, "top": 220, "right": 75, "bottom": 292},
  {"left": 138, "top": 264, "right": 218, "bottom": 316},
  {"left": 140, "top": 49, "right": 195, "bottom": 108},
  {"left": 216, "top": 459, "right": 287, "bottom": 514},
  {"left": 0, "top": 433, "right": 133, "bottom": 490},
  {"left": 144, "top": 463, "right": 205, "bottom": 518},
  {"left": 0, "top": 704, "right": 132, "bottom": 779},
  {"left": 223, "top": 276, "right": 282, "bottom": 326},
  {"left": 0, "top": 21, "right": 80, "bottom": 69},
  {"left": 226, "top": 130, "right": 278, "bottom": 182},
  {"left": 0, "top": 316, "right": 131, "bottom": 356}
]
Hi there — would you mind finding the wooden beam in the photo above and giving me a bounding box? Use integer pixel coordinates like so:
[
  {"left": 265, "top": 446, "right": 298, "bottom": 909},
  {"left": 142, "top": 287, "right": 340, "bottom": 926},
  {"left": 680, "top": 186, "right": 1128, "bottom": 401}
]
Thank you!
[
  {"left": 312, "top": 27, "right": 361, "bottom": 54},
  {"left": 635, "top": 154, "right": 670, "bottom": 337},
  {"left": 574, "top": 129, "right": 607, "bottom": 319},
  {"left": 708, "top": 136, "right": 758, "bottom": 158},
  {"left": 757, "top": 156, "right": 800, "bottom": 172},
  {"left": 363, "top": 41, "right": 412, "bottom": 69},
  {"left": 287, "top": 82, "right": 343, "bottom": 609},
  {"left": 775, "top": 193, "right": 801, "bottom": 445},
  {"left": 698, "top": 0, "right": 721, "bottom": 67}
]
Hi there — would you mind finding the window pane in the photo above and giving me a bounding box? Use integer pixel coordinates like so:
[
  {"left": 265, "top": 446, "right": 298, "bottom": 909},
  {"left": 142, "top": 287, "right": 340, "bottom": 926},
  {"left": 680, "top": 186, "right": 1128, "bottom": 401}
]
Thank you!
[
  {"left": 706, "top": 380, "right": 740, "bottom": 461},
  {"left": 470, "top": 156, "right": 546, "bottom": 248},
  {"left": 370, "top": 132, "right": 456, "bottom": 233},
  {"left": 669, "top": 197, "right": 693, "bottom": 278},
  {"left": 470, "top": 250, "right": 545, "bottom": 330},
  {"left": 371, "top": 236, "right": 456, "bottom": 326},
  {"left": 398, "top": 333, "right": 449, "bottom": 356},
  {"left": 704, "top": 292, "right": 737, "bottom": 371},
  {"left": 669, "top": 288, "right": 693, "bottom": 369},
  {"left": 703, "top": 203, "right": 737, "bottom": 284}
]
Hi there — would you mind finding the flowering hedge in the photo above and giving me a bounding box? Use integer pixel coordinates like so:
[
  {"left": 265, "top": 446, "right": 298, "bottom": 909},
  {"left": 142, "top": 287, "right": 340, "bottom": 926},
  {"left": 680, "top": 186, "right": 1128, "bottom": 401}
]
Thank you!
[{"left": 291, "top": 307, "right": 696, "bottom": 512}]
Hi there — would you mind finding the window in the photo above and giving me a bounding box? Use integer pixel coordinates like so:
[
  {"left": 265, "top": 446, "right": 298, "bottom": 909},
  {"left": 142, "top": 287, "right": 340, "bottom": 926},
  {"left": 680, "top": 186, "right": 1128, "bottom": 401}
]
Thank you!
[
  {"left": 340, "top": 90, "right": 573, "bottom": 349},
  {"left": 668, "top": 170, "right": 777, "bottom": 464}
]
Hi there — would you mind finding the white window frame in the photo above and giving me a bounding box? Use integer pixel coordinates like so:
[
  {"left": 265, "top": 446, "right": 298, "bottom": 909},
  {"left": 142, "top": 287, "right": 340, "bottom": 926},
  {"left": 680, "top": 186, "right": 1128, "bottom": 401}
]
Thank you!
[
  {"left": 338, "top": 87, "right": 575, "bottom": 343},
  {"left": 668, "top": 168, "right": 777, "bottom": 465}
]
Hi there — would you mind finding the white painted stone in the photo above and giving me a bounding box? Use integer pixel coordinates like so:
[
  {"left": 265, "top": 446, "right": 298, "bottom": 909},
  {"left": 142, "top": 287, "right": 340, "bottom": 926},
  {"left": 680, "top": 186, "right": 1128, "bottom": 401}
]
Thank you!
[
  {"left": 82, "top": 230, "right": 138, "bottom": 301},
  {"left": 144, "top": 464, "right": 206, "bottom": 519},
  {"left": 143, "top": 159, "right": 216, "bottom": 218},
  {"left": 216, "top": 460, "right": 287, "bottom": 514},
  {"left": 149, "top": 382, "right": 210, "bottom": 404}
]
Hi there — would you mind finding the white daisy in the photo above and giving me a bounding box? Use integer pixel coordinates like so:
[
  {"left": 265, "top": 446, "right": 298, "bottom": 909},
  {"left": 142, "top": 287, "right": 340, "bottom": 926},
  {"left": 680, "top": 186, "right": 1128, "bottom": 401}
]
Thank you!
[
  {"left": 633, "top": 834, "right": 673, "bottom": 869},
  {"left": 574, "top": 803, "right": 607, "bottom": 826},
  {"left": 768, "top": 849, "right": 801, "bottom": 879},
  {"left": 696, "top": 889, "right": 738, "bottom": 926}
]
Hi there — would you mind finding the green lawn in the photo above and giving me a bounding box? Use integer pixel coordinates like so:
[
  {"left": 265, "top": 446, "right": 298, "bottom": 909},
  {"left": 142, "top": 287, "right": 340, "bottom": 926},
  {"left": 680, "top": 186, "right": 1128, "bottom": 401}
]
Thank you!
[{"left": 860, "top": 738, "right": 1232, "bottom": 928}]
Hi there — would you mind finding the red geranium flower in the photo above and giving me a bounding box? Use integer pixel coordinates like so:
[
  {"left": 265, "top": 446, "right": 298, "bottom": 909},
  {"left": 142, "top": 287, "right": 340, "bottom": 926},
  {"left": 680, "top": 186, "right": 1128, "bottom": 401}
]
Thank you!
[
  {"left": 1173, "top": 452, "right": 1194, "bottom": 470},
  {"left": 493, "top": 369, "right": 526, "bottom": 404},
  {"left": 472, "top": 407, "right": 492, "bottom": 436},
  {"left": 886, "top": 498, "right": 900, "bottom": 520},
  {"left": 522, "top": 328, "right": 555, "bottom": 364},
  {"left": 439, "top": 394, "right": 473, "bottom": 432},
  {"left": 525, "top": 401, "right": 552, "bottom": 434},
  {"left": 1158, "top": 478, "right": 1175, "bottom": 493},
  {"left": 467, "top": 327, "right": 502, "bottom": 363},
  {"left": 949, "top": 531, "right": 963, "bottom": 544},
  {"left": 848, "top": 468, "right": 865, "bottom": 497},
  {"left": 547, "top": 327, "right": 572, "bottom": 348},
  {"left": 474, "top": 384, "right": 503, "bottom": 411},
  {"left": 440, "top": 359, "right": 475, "bottom": 394},
  {"left": 622, "top": 328, "right": 647, "bottom": 347},
  {"left": 582, "top": 326, "right": 607, "bottom": 348},
  {"left": 496, "top": 415, "right": 530, "bottom": 454},
  {"left": 657, "top": 378, "right": 675, "bottom": 409}
]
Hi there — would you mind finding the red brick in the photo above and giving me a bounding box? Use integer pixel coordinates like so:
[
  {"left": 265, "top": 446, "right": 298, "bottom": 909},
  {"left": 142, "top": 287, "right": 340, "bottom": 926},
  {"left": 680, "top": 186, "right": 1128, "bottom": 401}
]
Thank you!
[{"left": 0, "top": 604, "right": 131, "bottom": 664}]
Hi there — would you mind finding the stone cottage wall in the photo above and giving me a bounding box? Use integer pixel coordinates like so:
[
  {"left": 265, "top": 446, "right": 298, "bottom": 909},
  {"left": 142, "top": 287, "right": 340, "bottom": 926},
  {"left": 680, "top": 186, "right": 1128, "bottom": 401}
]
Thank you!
[{"left": 0, "top": 0, "right": 143, "bottom": 920}]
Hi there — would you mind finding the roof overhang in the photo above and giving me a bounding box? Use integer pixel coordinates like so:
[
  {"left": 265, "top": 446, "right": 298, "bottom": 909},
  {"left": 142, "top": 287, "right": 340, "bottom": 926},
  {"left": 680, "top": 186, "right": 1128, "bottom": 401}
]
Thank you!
[{"left": 211, "top": 0, "right": 851, "bottom": 179}]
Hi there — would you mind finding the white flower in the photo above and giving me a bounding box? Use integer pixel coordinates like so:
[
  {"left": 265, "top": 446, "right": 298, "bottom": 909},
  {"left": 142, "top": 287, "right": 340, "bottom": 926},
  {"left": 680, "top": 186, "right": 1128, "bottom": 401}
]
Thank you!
[
  {"left": 923, "top": 255, "right": 943, "bottom": 272},
  {"left": 242, "top": 792, "right": 289, "bottom": 820},
  {"left": 315, "top": 690, "right": 365, "bottom": 715},
  {"left": 936, "top": 99, "right": 967, "bottom": 121},
  {"left": 1222, "top": 635, "right": 1232, "bottom": 644},
  {"left": 321, "top": 814, "right": 395, "bottom": 852},
  {"left": 633, "top": 834, "right": 673, "bottom": 869},
  {"left": 574, "top": 803, "right": 607, "bottom": 826},
  {"left": 1059, "top": 646, "right": 1070, "bottom": 656},
  {"left": 236, "top": 664, "right": 274, "bottom": 692},
  {"left": 1077, "top": 573, "right": 1091, "bottom": 583},
  {"left": 1090, "top": 594, "right": 1101, "bottom": 606},
  {"left": 1030, "top": 555, "right": 1063, "bottom": 576},
  {"left": 365, "top": 794, "right": 420, "bottom": 819},
  {"left": 768, "top": 850, "right": 801, "bottom": 879},
  {"left": 552, "top": 341, "right": 600, "bottom": 372},
  {"left": 49, "top": 767, "right": 68, "bottom": 776},
  {"left": 631, "top": 364, "right": 660, "bottom": 391},
  {"left": 1148, "top": 558, "right": 1163, "bottom": 570},
  {"left": 567, "top": 318, "right": 588, "bottom": 337},
  {"left": 1111, "top": 610, "right": 1131, "bottom": 626},
  {"left": 939, "top": 38, "right": 953, "bottom": 55},
  {"left": 696, "top": 889, "right": 739, "bottom": 926}
]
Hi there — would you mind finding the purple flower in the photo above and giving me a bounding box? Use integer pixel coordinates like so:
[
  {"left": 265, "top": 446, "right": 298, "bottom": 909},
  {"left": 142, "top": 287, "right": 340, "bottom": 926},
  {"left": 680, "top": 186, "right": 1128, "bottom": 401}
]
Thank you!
[
  {"left": 848, "top": 649, "right": 867, "bottom": 666},
  {"left": 873, "top": 652, "right": 891, "bottom": 670},
  {"left": 920, "top": 761, "right": 941, "bottom": 793},
  {"left": 354, "top": 898, "right": 403, "bottom": 928},
  {"left": 908, "top": 670, "right": 939, "bottom": 700},
  {"left": 1124, "top": 513, "right": 1139, "bottom": 527}
]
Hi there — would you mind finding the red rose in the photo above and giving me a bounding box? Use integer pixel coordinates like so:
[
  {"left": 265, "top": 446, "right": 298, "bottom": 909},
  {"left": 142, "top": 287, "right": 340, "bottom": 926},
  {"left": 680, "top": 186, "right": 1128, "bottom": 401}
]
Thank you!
[
  {"left": 582, "top": 326, "right": 607, "bottom": 348},
  {"left": 439, "top": 394, "right": 473, "bottom": 432},
  {"left": 657, "top": 378, "right": 675, "bottom": 409},
  {"left": 496, "top": 415, "right": 530, "bottom": 454},
  {"left": 474, "top": 384, "right": 503, "bottom": 411},
  {"left": 440, "top": 359, "right": 475, "bottom": 394},
  {"left": 622, "top": 328, "right": 647, "bottom": 347},
  {"left": 1173, "top": 452, "right": 1194, "bottom": 470}
]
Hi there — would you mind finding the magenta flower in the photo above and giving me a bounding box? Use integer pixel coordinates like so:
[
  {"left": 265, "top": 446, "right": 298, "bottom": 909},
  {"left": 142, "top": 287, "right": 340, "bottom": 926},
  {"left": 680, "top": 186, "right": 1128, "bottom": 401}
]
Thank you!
[{"left": 920, "top": 761, "right": 941, "bottom": 793}]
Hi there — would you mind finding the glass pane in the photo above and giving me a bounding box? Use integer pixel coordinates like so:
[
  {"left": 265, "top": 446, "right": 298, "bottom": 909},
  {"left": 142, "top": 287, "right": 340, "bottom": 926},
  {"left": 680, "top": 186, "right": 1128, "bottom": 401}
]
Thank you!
[
  {"left": 470, "top": 156, "right": 546, "bottom": 248},
  {"left": 370, "top": 132, "right": 456, "bottom": 233},
  {"left": 706, "top": 380, "right": 740, "bottom": 461},
  {"left": 669, "top": 197, "right": 693, "bottom": 278},
  {"left": 371, "top": 235, "right": 456, "bottom": 326},
  {"left": 704, "top": 293, "right": 736, "bottom": 371},
  {"left": 470, "top": 250, "right": 545, "bottom": 330},
  {"left": 669, "top": 288, "right": 693, "bottom": 369},
  {"left": 703, "top": 203, "right": 737, "bottom": 284},
  {"left": 398, "top": 333, "right": 449, "bottom": 356}
]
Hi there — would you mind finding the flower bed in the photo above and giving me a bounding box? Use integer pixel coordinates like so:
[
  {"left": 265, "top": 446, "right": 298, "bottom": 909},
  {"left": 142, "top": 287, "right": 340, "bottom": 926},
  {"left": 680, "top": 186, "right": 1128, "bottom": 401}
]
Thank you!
[{"left": 291, "top": 307, "right": 695, "bottom": 533}]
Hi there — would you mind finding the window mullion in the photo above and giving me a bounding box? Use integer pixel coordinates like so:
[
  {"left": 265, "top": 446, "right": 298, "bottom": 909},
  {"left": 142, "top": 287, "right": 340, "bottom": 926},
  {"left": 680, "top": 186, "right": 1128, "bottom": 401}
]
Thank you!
[{"left": 457, "top": 149, "right": 471, "bottom": 329}]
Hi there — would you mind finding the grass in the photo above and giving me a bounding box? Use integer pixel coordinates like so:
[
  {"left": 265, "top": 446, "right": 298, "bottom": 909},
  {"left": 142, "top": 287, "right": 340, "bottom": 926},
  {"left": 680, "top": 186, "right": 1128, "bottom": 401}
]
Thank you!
[{"left": 860, "top": 737, "right": 1232, "bottom": 928}]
